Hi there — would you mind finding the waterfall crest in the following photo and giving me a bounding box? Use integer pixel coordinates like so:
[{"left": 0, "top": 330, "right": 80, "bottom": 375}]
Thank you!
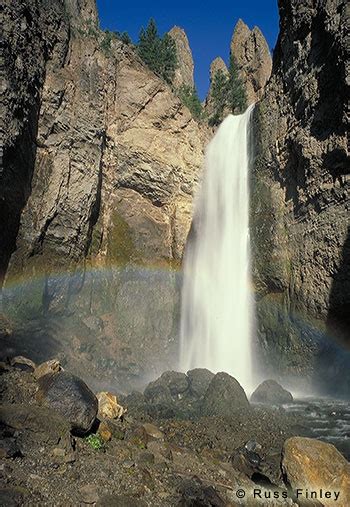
[{"left": 179, "top": 105, "right": 254, "bottom": 389}]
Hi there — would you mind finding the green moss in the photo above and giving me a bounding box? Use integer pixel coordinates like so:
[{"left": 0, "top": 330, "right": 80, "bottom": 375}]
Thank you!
[
  {"left": 5, "top": 280, "right": 44, "bottom": 324},
  {"left": 89, "top": 218, "right": 103, "bottom": 257},
  {"left": 107, "top": 211, "right": 136, "bottom": 265}
]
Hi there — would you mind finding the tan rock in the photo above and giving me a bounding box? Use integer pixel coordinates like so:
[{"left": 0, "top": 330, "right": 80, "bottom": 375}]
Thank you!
[
  {"left": 10, "top": 356, "right": 36, "bottom": 371},
  {"left": 79, "top": 484, "right": 99, "bottom": 505},
  {"left": 34, "top": 359, "right": 62, "bottom": 380},
  {"left": 97, "top": 421, "right": 112, "bottom": 442},
  {"left": 168, "top": 26, "right": 194, "bottom": 89},
  {"left": 230, "top": 19, "right": 272, "bottom": 105},
  {"left": 142, "top": 422, "right": 164, "bottom": 441},
  {"left": 96, "top": 392, "right": 126, "bottom": 420},
  {"left": 282, "top": 437, "right": 350, "bottom": 507}
]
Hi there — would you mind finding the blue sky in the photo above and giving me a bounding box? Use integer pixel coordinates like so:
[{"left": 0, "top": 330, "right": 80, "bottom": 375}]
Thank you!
[{"left": 96, "top": 0, "right": 279, "bottom": 100}]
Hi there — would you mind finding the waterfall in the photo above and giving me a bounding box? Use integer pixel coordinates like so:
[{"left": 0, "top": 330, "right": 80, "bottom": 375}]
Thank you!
[{"left": 179, "top": 105, "right": 254, "bottom": 389}]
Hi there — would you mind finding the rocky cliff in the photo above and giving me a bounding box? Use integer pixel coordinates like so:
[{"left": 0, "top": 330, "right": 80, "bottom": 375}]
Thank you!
[
  {"left": 252, "top": 0, "right": 349, "bottom": 394},
  {"left": 1, "top": 0, "right": 207, "bottom": 390},
  {"left": 1, "top": 0, "right": 349, "bottom": 395},
  {"left": 230, "top": 19, "right": 272, "bottom": 105},
  {"left": 204, "top": 19, "right": 271, "bottom": 114},
  {"left": 168, "top": 26, "right": 194, "bottom": 89}
]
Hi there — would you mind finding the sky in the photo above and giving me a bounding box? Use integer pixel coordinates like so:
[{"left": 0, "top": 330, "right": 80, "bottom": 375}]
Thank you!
[{"left": 96, "top": 0, "right": 279, "bottom": 100}]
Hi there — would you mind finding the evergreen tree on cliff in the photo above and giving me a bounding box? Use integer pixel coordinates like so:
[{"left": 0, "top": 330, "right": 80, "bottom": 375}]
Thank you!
[
  {"left": 227, "top": 56, "right": 247, "bottom": 114},
  {"left": 178, "top": 85, "right": 203, "bottom": 120},
  {"left": 138, "top": 19, "right": 177, "bottom": 84},
  {"left": 209, "top": 69, "right": 228, "bottom": 126},
  {"left": 209, "top": 56, "right": 247, "bottom": 125}
]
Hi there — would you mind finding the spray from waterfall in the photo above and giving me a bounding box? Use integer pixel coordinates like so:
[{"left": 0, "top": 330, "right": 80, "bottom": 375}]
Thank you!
[{"left": 179, "top": 105, "right": 255, "bottom": 389}]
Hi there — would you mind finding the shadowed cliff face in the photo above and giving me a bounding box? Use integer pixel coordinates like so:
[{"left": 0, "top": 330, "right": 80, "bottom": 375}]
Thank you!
[
  {"left": 251, "top": 0, "right": 349, "bottom": 394},
  {"left": 0, "top": 0, "right": 70, "bottom": 283},
  {"left": 328, "top": 227, "right": 350, "bottom": 343}
]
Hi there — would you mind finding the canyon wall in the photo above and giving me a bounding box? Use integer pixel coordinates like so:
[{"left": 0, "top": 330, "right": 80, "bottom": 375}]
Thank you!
[
  {"left": 252, "top": 0, "right": 349, "bottom": 394},
  {"left": 2, "top": 0, "right": 348, "bottom": 394},
  {"left": 1, "top": 0, "right": 207, "bottom": 390}
]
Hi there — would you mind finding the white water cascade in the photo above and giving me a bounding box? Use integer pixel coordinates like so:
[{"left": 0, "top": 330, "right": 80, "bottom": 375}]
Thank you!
[{"left": 179, "top": 105, "right": 255, "bottom": 389}]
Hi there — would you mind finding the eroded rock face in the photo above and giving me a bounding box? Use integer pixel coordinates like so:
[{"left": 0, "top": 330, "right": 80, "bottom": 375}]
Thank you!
[
  {"left": 2, "top": 0, "right": 207, "bottom": 390},
  {"left": 168, "top": 26, "right": 194, "bottom": 89},
  {"left": 230, "top": 19, "right": 272, "bottom": 105},
  {"left": 251, "top": 0, "right": 350, "bottom": 394},
  {"left": 2, "top": 2, "right": 206, "bottom": 278}
]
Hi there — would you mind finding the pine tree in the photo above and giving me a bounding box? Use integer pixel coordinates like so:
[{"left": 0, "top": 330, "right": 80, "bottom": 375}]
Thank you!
[
  {"left": 209, "top": 57, "right": 247, "bottom": 125},
  {"left": 137, "top": 19, "right": 177, "bottom": 84},
  {"left": 227, "top": 56, "right": 247, "bottom": 114},
  {"left": 209, "top": 69, "right": 229, "bottom": 126},
  {"left": 138, "top": 18, "right": 159, "bottom": 75},
  {"left": 178, "top": 85, "right": 203, "bottom": 120},
  {"left": 158, "top": 33, "right": 177, "bottom": 84}
]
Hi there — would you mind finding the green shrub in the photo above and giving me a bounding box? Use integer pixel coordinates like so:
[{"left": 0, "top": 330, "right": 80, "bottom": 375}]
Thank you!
[
  {"left": 116, "top": 31, "right": 132, "bottom": 45},
  {"left": 101, "top": 30, "right": 114, "bottom": 54},
  {"left": 177, "top": 84, "right": 203, "bottom": 120},
  {"left": 85, "top": 434, "right": 104, "bottom": 451},
  {"left": 137, "top": 18, "right": 177, "bottom": 84}
]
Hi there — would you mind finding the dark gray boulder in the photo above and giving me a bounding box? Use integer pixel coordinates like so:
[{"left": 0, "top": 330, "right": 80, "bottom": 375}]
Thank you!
[
  {"left": 201, "top": 372, "right": 250, "bottom": 416},
  {"left": 37, "top": 371, "right": 98, "bottom": 433},
  {"left": 143, "top": 371, "right": 190, "bottom": 419},
  {"left": 187, "top": 368, "right": 214, "bottom": 399},
  {"left": 144, "top": 371, "right": 189, "bottom": 404},
  {"left": 251, "top": 380, "right": 293, "bottom": 405}
]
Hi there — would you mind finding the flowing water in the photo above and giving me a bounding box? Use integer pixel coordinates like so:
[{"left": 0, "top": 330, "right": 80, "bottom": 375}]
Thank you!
[
  {"left": 285, "top": 398, "right": 350, "bottom": 460},
  {"left": 179, "top": 106, "right": 254, "bottom": 389}
]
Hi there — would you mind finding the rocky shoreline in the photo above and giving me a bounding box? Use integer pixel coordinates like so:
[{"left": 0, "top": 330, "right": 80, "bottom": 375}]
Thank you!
[{"left": 1, "top": 358, "right": 349, "bottom": 506}]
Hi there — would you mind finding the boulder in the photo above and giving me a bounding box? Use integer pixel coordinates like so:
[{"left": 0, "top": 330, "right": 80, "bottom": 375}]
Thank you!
[
  {"left": 282, "top": 437, "right": 350, "bottom": 507},
  {"left": 201, "top": 372, "right": 250, "bottom": 416},
  {"left": 37, "top": 372, "right": 98, "bottom": 434},
  {"left": 0, "top": 404, "right": 71, "bottom": 454},
  {"left": 142, "top": 423, "right": 164, "bottom": 441},
  {"left": 251, "top": 380, "right": 293, "bottom": 405},
  {"left": 144, "top": 371, "right": 189, "bottom": 404},
  {"left": 96, "top": 392, "right": 126, "bottom": 420},
  {"left": 187, "top": 368, "right": 214, "bottom": 399}
]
